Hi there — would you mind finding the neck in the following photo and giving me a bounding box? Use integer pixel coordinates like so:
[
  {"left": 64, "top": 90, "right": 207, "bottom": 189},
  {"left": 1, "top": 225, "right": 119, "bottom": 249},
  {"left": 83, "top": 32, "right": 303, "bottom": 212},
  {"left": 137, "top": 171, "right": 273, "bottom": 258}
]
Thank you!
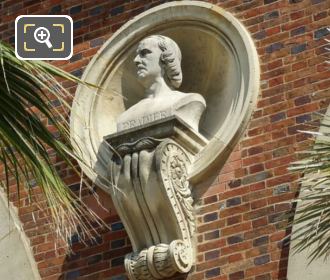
[{"left": 143, "top": 77, "right": 171, "bottom": 98}]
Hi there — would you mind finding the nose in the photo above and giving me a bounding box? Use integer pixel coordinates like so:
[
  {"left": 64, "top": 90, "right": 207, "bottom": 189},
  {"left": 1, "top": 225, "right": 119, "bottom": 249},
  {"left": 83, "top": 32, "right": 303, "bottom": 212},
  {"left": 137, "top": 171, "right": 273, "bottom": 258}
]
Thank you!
[{"left": 134, "top": 55, "right": 141, "bottom": 65}]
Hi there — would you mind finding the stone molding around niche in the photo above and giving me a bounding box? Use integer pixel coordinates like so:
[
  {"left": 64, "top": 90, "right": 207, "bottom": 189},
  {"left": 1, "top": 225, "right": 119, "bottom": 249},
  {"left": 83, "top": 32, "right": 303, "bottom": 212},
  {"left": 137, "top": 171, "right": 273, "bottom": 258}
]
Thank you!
[{"left": 70, "top": 0, "right": 260, "bottom": 190}]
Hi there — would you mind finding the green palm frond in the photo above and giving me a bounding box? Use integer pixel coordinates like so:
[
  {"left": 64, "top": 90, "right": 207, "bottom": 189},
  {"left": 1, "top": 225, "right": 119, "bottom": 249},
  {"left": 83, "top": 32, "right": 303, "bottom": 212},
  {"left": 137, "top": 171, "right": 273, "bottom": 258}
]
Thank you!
[{"left": 0, "top": 40, "right": 106, "bottom": 244}]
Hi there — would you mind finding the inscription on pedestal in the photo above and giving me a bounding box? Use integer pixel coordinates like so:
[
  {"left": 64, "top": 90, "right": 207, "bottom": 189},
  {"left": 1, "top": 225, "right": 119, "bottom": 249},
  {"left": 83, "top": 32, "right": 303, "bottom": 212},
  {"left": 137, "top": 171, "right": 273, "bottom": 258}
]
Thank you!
[{"left": 117, "top": 110, "right": 170, "bottom": 131}]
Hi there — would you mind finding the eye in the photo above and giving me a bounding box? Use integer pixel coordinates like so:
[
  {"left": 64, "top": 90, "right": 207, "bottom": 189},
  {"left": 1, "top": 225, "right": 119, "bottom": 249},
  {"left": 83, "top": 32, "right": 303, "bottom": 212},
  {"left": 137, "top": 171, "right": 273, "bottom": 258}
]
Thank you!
[{"left": 140, "top": 49, "right": 152, "bottom": 57}]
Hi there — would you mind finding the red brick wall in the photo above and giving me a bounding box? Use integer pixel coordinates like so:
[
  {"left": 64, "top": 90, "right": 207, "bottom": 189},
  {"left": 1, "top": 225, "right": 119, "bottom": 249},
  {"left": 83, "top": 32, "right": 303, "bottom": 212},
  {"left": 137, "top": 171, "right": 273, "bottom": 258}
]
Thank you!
[{"left": 0, "top": 0, "right": 329, "bottom": 279}]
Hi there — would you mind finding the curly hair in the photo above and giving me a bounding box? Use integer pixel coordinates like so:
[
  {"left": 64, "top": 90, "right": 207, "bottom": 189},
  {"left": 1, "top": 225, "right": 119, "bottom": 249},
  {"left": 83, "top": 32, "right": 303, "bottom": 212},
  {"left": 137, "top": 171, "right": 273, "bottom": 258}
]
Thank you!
[{"left": 145, "top": 35, "right": 183, "bottom": 89}]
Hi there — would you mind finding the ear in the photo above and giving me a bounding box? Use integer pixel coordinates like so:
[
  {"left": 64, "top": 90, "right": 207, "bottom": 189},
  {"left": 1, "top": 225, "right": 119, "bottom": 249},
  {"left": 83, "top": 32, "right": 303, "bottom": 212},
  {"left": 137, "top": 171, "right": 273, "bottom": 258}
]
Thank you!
[{"left": 159, "top": 52, "right": 166, "bottom": 64}]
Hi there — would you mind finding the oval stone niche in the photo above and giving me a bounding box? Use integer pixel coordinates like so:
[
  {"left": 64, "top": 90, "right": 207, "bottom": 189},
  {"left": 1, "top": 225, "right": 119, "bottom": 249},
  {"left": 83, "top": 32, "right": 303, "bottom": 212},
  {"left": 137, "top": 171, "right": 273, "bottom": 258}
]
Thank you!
[{"left": 70, "top": 1, "right": 260, "bottom": 189}]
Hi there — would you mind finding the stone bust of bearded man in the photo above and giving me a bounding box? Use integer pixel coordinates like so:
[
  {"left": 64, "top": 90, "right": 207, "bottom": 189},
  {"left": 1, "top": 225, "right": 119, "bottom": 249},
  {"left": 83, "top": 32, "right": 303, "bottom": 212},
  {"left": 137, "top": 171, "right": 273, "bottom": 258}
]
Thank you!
[{"left": 117, "top": 35, "right": 206, "bottom": 132}]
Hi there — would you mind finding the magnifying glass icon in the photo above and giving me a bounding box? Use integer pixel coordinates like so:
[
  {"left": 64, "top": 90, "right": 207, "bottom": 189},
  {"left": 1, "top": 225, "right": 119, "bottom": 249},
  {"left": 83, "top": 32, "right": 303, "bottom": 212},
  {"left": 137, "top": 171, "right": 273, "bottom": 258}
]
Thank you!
[{"left": 34, "top": 27, "right": 52, "bottom": 48}]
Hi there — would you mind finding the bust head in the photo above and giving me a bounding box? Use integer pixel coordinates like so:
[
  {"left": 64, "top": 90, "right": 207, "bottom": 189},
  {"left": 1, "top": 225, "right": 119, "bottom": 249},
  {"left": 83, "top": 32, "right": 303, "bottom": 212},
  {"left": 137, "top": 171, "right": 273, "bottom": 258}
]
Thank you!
[
  {"left": 134, "top": 35, "right": 182, "bottom": 89},
  {"left": 117, "top": 35, "right": 206, "bottom": 132}
]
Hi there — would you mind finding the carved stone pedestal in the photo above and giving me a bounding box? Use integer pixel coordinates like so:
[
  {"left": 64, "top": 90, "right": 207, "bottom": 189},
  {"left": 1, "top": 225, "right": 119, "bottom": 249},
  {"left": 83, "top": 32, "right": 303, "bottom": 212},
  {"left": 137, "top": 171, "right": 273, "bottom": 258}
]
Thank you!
[{"left": 105, "top": 117, "right": 207, "bottom": 280}]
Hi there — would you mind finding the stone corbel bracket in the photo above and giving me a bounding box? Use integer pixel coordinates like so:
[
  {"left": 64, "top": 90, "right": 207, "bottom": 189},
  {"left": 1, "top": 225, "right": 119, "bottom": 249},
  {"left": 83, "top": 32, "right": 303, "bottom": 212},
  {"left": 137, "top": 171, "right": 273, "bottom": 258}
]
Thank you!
[{"left": 105, "top": 117, "right": 207, "bottom": 279}]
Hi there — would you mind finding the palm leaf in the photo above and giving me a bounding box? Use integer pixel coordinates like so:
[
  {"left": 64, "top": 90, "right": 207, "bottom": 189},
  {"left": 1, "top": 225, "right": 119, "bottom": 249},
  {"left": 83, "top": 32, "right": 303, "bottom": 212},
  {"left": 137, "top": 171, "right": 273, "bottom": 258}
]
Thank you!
[
  {"left": 288, "top": 114, "right": 330, "bottom": 261},
  {"left": 0, "top": 40, "right": 107, "bottom": 245}
]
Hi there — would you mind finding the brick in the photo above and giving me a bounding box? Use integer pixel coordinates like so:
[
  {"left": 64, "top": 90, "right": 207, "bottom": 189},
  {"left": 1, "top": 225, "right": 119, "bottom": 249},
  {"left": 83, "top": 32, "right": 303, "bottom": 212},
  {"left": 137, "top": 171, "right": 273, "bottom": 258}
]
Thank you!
[
  {"left": 244, "top": 206, "right": 275, "bottom": 221},
  {"left": 204, "top": 230, "right": 220, "bottom": 241},
  {"left": 282, "top": 18, "right": 311, "bottom": 31},
  {"left": 265, "top": 26, "right": 281, "bottom": 36},
  {"left": 73, "top": 20, "right": 83, "bottom": 30},
  {"left": 254, "top": 30, "right": 266, "bottom": 40},
  {"left": 110, "top": 5, "right": 124, "bottom": 16},
  {"left": 295, "top": 96, "right": 311, "bottom": 107},
  {"left": 291, "top": 43, "right": 307, "bottom": 54},
  {"left": 243, "top": 15, "right": 264, "bottom": 27},
  {"left": 90, "top": 6, "right": 103, "bottom": 16},
  {"left": 222, "top": 222, "right": 251, "bottom": 236},
  {"left": 221, "top": 241, "right": 253, "bottom": 256},
  {"left": 246, "top": 262, "right": 278, "bottom": 277},
  {"left": 205, "top": 267, "right": 221, "bottom": 278},
  {"left": 90, "top": 37, "right": 105, "bottom": 48},
  {"left": 267, "top": 59, "right": 282, "bottom": 70},
  {"left": 270, "top": 112, "right": 285, "bottom": 123},
  {"left": 313, "top": 11, "right": 327, "bottom": 21},
  {"left": 198, "top": 203, "right": 222, "bottom": 216},
  {"left": 249, "top": 164, "right": 264, "bottom": 174},
  {"left": 87, "top": 254, "right": 102, "bottom": 265},
  {"left": 272, "top": 147, "right": 291, "bottom": 158},
  {"left": 254, "top": 254, "right": 270, "bottom": 265},
  {"left": 268, "top": 212, "right": 284, "bottom": 223},
  {"left": 242, "top": 188, "right": 271, "bottom": 203},
  {"left": 264, "top": 0, "right": 278, "bottom": 4},
  {"left": 288, "top": 11, "right": 303, "bottom": 22},
  {"left": 71, "top": 68, "right": 83, "bottom": 78},
  {"left": 273, "top": 184, "right": 290, "bottom": 195},
  {"left": 251, "top": 198, "right": 267, "bottom": 210},
  {"left": 204, "top": 195, "right": 218, "bottom": 204},
  {"left": 261, "top": 66, "right": 288, "bottom": 80},
  {"left": 70, "top": 53, "right": 82, "bottom": 63},
  {"left": 103, "top": 246, "right": 132, "bottom": 261},
  {"left": 70, "top": 5, "right": 82, "bottom": 14},
  {"left": 292, "top": 61, "right": 307, "bottom": 71},
  {"left": 205, "top": 249, "right": 220, "bottom": 261},
  {"left": 252, "top": 217, "right": 268, "bottom": 228},
  {"left": 198, "top": 219, "right": 226, "bottom": 233},
  {"left": 314, "top": 27, "right": 330, "bottom": 39},
  {"left": 111, "top": 239, "right": 125, "bottom": 249},
  {"left": 248, "top": 146, "right": 263, "bottom": 155},
  {"left": 228, "top": 253, "right": 243, "bottom": 263},
  {"left": 48, "top": 5, "right": 61, "bottom": 14},
  {"left": 265, "top": 42, "right": 284, "bottom": 53},
  {"left": 227, "top": 215, "right": 242, "bottom": 226},
  {"left": 81, "top": 243, "right": 110, "bottom": 258},
  {"left": 221, "top": 186, "right": 250, "bottom": 201},
  {"left": 264, "top": 11, "right": 279, "bottom": 20},
  {"left": 226, "top": 197, "right": 242, "bottom": 207},
  {"left": 256, "top": 274, "right": 271, "bottom": 280},
  {"left": 65, "top": 270, "right": 80, "bottom": 279},
  {"left": 253, "top": 236, "right": 269, "bottom": 247},
  {"left": 267, "top": 173, "right": 298, "bottom": 188},
  {"left": 197, "top": 239, "right": 226, "bottom": 252},
  {"left": 111, "top": 275, "right": 126, "bottom": 280},
  {"left": 291, "top": 26, "right": 305, "bottom": 36},
  {"left": 111, "top": 222, "right": 124, "bottom": 231},
  {"left": 267, "top": 192, "right": 296, "bottom": 204},
  {"left": 227, "top": 235, "right": 244, "bottom": 245},
  {"left": 275, "top": 202, "right": 292, "bottom": 212},
  {"left": 242, "top": 171, "right": 272, "bottom": 185},
  {"left": 111, "top": 256, "right": 124, "bottom": 267},
  {"left": 229, "top": 271, "right": 244, "bottom": 280},
  {"left": 204, "top": 212, "right": 218, "bottom": 222}
]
